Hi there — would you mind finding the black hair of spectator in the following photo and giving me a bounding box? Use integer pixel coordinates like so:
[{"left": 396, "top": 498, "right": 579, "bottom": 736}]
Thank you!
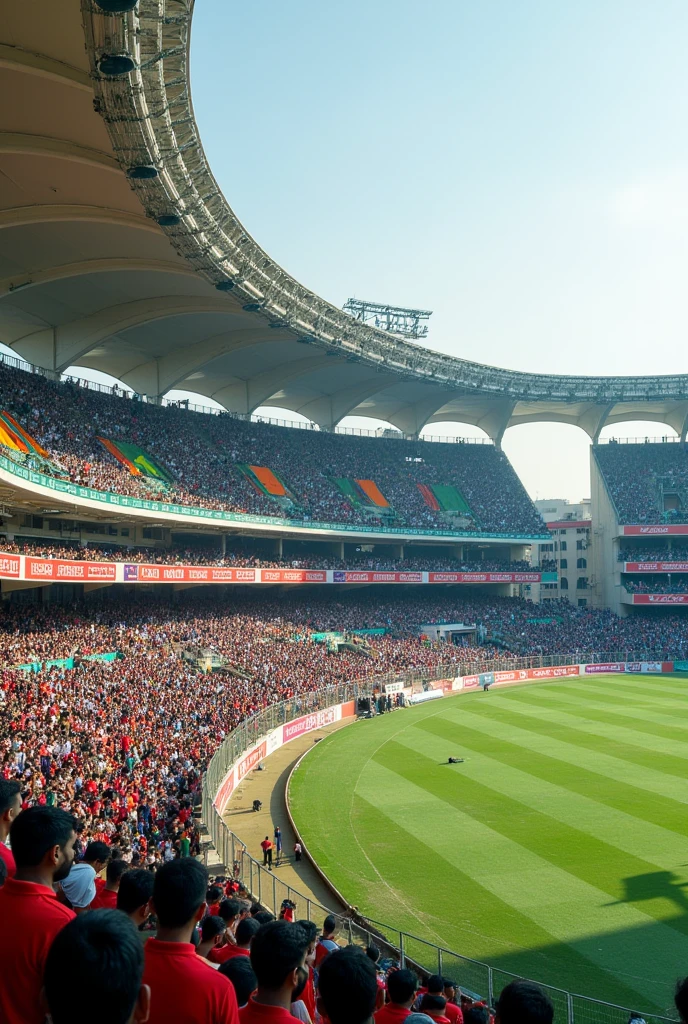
[
  {"left": 236, "top": 916, "right": 261, "bottom": 945},
  {"left": 250, "top": 902, "right": 264, "bottom": 916},
  {"left": 387, "top": 969, "right": 418, "bottom": 1005},
  {"left": 496, "top": 981, "right": 554, "bottom": 1024},
  {"left": 465, "top": 1006, "right": 490, "bottom": 1024},
  {"left": 0, "top": 778, "right": 21, "bottom": 815},
  {"left": 9, "top": 806, "right": 76, "bottom": 868},
  {"left": 427, "top": 976, "right": 444, "bottom": 994},
  {"left": 152, "top": 858, "right": 208, "bottom": 928},
  {"left": 219, "top": 956, "right": 258, "bottom": 1008},
  {"left": 250, "top": 920, "right": 309, "bottom": 990},
  {"left": 44, "top": 909, "right": 145, "bottom": 1024},
  {"left": 219, "top": 897, "right": 241, "bottom": 922},
  {"left": 318, "top": 945, "right": 379, "bottom": 1024},
  {"left": 420, "top": 995, "right": 448, "bottom": 1013},
  {"left": 201, "top": 915, "right": 226, "bottom": 942},
  {"left": 323, "top": 914, "right": 337, "bottom": 934},
  {"left": 254, "top": 909, "right": 275, "bottom": 925},
  {"left": 105, "top": 858, "right": 130, "bottom": 885},
  {"left": 207, "top": 884, "right": 222, "bottom": 903},
  {"left": 117, "top": 868, "right": 154, "bottom": 915},
  {"left": 293, "top": 965, "right": 309, "bottom": 1001},
  {"left": 366, "top": 944, "right": 380, "bottom": 964},
  {"left": 83, "top": 840, "right": 111, "bottom": 864},
  {"left": 296, "top": 918, "right": 318, "bottom": 945},
  {"left": 676, "top": 979, "right": 688, "bottom": 1023}
]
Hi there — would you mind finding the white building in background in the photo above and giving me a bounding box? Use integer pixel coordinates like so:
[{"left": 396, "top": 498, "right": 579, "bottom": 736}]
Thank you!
[{"left": 532, "top": 498, "right": 594, "bottom": 608}]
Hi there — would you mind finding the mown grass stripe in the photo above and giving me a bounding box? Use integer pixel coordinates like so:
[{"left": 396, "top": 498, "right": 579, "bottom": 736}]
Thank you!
[
  {"left": 397, "top": 723, "right": 688, "bottom": 871},
  {"left": 424, "top": 707, "right": 688, "bottom": 820},
  {"left": 543, "top": 679, "right": 688, "bottom": 714},
  {"left": 456, "top": 697, "right": 688, "bottom": 777},
  {"left": 359, "top": 756, "right": 685, "bottom": 1009}
]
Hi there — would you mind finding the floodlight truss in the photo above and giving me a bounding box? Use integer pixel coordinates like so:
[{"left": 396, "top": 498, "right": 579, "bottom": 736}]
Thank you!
[
  {"left": 81, "top": 0, "right": 688, "bottom": 405},
  {"left": 342, "top": 299, "right": 432, "bottom": 340}
]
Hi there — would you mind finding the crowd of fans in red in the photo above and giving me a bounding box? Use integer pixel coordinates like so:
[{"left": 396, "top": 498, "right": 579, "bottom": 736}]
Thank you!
[
  {"left": 1, "top": 586, "right": 687, "bottom": 1023},
  {"left": 596, "top": 442, "right": 688, "bottom": 525},
  {"left": 0, "top": 361, "right": 546, "bottom": 535}
]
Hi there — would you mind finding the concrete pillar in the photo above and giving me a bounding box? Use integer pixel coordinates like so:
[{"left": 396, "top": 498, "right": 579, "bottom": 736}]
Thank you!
[
  {"left": 220, "top": 534, "right": 226, "bottom": 555},
  {"left": 339, "top": 541, "right": 345, "bottom": 560},
  {"left": 276, "top": 538, "right": 283, "bottom": 558}
]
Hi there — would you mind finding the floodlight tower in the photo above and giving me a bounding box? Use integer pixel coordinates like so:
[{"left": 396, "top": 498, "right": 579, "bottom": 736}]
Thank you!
[{"left": 343, "top": 299, "right": 432, "bottom": 340}]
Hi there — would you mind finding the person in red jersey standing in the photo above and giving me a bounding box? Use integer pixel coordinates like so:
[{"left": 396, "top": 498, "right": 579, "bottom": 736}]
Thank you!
[
  {"left": 240, "top": 920, "right": 310, "bottom": 1024},
  {"left": 0, "top": 806, "right": 77, "bottom": 1024},
  {"left": 210, "top": 917, "right": 261, "bottom": 964},
  {"left": 375, "top": 970, "right": 418, "bottom": 1024},
  {"left": 91, "top": 856, "right": 129, "bottom": 909},
  {"left": 143, "top": 858, "right": 239, "bottom": 1024},
  {"left": 0, "top": 778, "right": 21, "bottom": 878}
]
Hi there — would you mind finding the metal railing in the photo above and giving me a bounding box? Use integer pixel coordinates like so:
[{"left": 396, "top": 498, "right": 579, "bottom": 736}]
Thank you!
[{"left": 202, "top": 656, "right": 681, "bottom": 1024}]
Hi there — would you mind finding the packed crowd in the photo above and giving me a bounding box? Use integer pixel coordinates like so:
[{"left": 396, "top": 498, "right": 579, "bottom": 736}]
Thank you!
[
  {"left": 596, "top": 442, "right": 688, "bottom": 525},
  {"left": 618, "top": 547, "right": 688, "bottom": 562},
  {"left": 0, "top": 361, "right": 545, "bottom": 535},
  {"left": 623, "top": 578, "right": 688, "bottom": 594},
  {"left": 1, "top": 534, "right": 553, "bottom": 574}
]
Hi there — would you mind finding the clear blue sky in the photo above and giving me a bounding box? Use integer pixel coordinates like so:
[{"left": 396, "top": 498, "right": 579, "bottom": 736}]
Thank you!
[{"left": 8, "top": 1, "right": 684, "bottom": 502}]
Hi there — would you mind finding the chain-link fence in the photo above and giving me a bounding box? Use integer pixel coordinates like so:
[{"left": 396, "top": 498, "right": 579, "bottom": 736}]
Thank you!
[{"left": 202, "top": 657, "right": 681, "bottom": 1024}]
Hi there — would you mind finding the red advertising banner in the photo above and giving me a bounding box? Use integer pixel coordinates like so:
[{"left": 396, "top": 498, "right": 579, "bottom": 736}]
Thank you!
[
  {"left": 428, "top": 571, "right": 541, "bottom": 583},
  {"left": 282, "top": 706, "right": 340, "bottom": 743},
  {"left": 25, "top": 558, "right": 116, "bottom": 581},
  {"left": 213, "top": 768, "right": 237, "bottom": 811},
  {"left": 332, "top": 571, "right": 423, "bottom": 583},
  {"left": 0, "top": 552, "right": 20, "bottom": 578},
  {"left": 622, "top": 525, "right": 688, "bottom": 536},
  {"left": 237, "top": 741, "right": 267, "bottom": 781},
  {"left": 624, "top": 562, "right": 688, "bottom": 573},
  {"left": 260, "top": 569, "right": 327, "bottom": 583},
  {"left": 124, "top": 564, "right": 256, "bottom": 583},
  {"left": 632, "top": 594, "right": 688, "bottom": 604},
  {"left": 493, "top": 665, "right": 580, "bottom": 684}
]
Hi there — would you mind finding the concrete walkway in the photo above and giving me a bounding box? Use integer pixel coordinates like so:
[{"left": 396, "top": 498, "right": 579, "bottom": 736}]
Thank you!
[{"left": 222, "top": 720, "right": 351, "bottom": 917}]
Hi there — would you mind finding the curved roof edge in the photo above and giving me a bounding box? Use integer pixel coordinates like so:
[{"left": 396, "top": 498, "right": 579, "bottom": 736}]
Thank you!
[{"left": 81, "top": 1, "right": 688, "bottom": 407}]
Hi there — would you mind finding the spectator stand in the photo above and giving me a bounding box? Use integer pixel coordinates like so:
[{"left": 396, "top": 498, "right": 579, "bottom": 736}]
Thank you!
[{"left": 203, "top": 664, "right": 679, "bottom": 1024}]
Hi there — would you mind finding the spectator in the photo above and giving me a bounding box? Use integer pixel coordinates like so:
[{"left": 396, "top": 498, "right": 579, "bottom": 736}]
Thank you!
[
  {"left": 464, "top": 1008, "right": 489, "bottom": 1024},
  {"left": 261, "top": 836, "right": 274, "bottom": 869},
  {"left": 375, "top": 969, "right": 418, "bottom": 1024},
  {"left": 143, "top": 859, "right": 239, "bottom": 1024},
  {"left": 0, "top": 777, "right": 21, "bottom": 878},
  {"left": 419, "top": 996, "right": 451, "bottom": 1024},
  {"left": 295, "top": 918, "right": 319, "bottom": 1022},
  {"left": 92, "top": 856, "right": 130, "bottom": 909},
  {"left": 117, "top": 867, "right": 155, "bottom": 927},
  {"left": 43, "top": 908, "right": 150, "bottom": 1024},
  {"left": 315, "top": 914, "right": 340, "bottom": 967},
  {"left": 0, "top": 806, "right": 77, "bottom": 1024},
  {"left": 426, "top": 978, "right": 462, "bottom": 1024},
  {"left": 318, "top": 945, "right": 379, "bottom": 1024},
  {"left": 242, "top": 920, "right": 310, "bottom": 1024},
  {"left": 60, "top": 839, "right": 110, "bottom": 913},
  {"left": 218, "top": 896, "right": 243, "bottom": 944},
  {"left": 198, "top": 915, "right": 228, "bottom": 960},
  {"left": 494, "top": 982, "right": 553, "bottom": 1024},
  {"left": 365, "top": 944, "right": 387, "bottom": 1011},
  {"left": 211, "top": 916, "right": 261, "bottom": 964},
  {"left": 220, "top": 957, "right": 259, "bottom": 1009},
  {"left": 676, "top": 978, "right": 688, "bottom": 1023}
]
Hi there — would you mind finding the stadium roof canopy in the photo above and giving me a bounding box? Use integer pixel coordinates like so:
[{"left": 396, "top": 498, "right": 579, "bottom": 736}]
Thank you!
[{"left": 2, "top": 0, "right": 688, "bottom": 444}]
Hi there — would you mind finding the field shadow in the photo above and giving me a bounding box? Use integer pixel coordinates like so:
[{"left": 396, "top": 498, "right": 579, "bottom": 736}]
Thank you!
[{"left": 603, "top": 872, "right": 688, "bottom": 915}]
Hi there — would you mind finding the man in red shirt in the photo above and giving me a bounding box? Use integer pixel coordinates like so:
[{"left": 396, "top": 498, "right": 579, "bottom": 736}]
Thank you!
[
  {"left": 43, "top": 909, "right": 151, "bottom": 1024},
  {"left": 117, "top": 867, "right": 155, "bottom": 928},
  {"left": 143, "top": 858, "right": 239, "bottom": 1024},
  {"left": 240, "top": 920, "right": 310, "bottom": 1024},
  {"left": 210, "top": 916, "right": 261, "bottom": 964},
  {"left": 418, "top": 995, "right": 452, "bottom": 1024},
  {"left": 425, "top": 978, "right": 462, "bottom": 1024},
  {"left": 0, "top": 778, "right": 21, "bottom": 878},
  {"left": 92, "top": 856, "right": 130, "bottom": 909},
  {"left": 314, "top": 914, "right": 339, "bottom": 967},
  {"left": 0, "top": 806, "right": 77, "bottom": 1024},
  {"left": 375, "top": 970, "right": 418, "bottom": 1024},
  {"left": 318, "top": 946, "right": 379, "bottom": 1024}
]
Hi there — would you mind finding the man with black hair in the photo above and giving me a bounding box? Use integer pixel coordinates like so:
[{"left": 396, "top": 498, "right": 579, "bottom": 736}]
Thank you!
[
  {"left": 143, "top": 859, "right": 239, "bottom": 1024},
  {"left": 425, "top": 978, "right": 461, "bottom": 1024},
  {"left": 375, "top": 969, "right": 418, "bottom": 1024},
  {"left": 0, "top": 806, "right": 77, "bottom": 1024},
  {"left": 464, "top": 1007, "right": 489, "bottom": 1024},
  {"left": 365, "top": 944, "right": 386, "bottom": 1011},
  {"left": 241, "top": 919, "right": 310, "bottom": 1024},
  {"left": 210, "top": 916, "right": 261, "bottom": 964},
  {"left": 92, "top": 856, "right": 130, "bottom": 909},
  {"left": 314, "top": 914, "right": 339, "bottom": 967},
  {"left": 60, "top": 838, "right": 110, "bottom": 912},
  {"left": 117, "top": 867, "right": 155, "bottom": 927},
  {"left": 318, "top": 945, "right": 379, "bottom": 1024},
  {"left": 198, "top": 915, "right": 228, "bottom": 960},
  {"left": 254, "top": 909, "right": 276, "bottom": 924},
  {"left": 676, "top": 978, "right": 688, "bottom": 1023},
  {"left": 295, "top": 919, "right": 318, "bottom": 1022},
  {"left": 418, "top": 995, "right": 451, "bottom": 1024},
  {"left": 220, "top": 957, "right": 258, "bottom": 1010},
  {"left": 43, "top": 908, "right": 151, "bottom": 1024},
  {"left": 494, "top": 981, "right": 553, "bottom": 1024},
  {"left": 0, "top": 777, "right": 21, "bottom": 878}
]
